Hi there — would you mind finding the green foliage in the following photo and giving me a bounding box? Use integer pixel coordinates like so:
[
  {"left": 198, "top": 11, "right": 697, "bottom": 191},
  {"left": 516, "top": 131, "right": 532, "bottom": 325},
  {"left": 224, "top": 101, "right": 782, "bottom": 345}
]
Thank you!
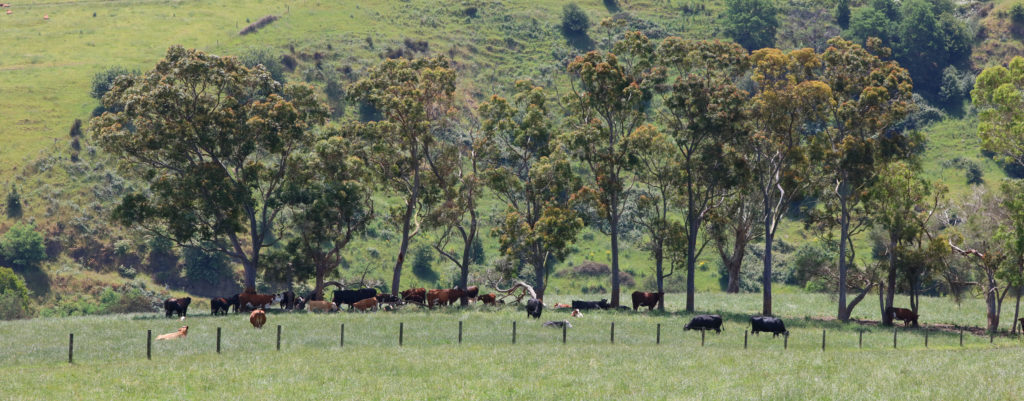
[
  {"left": 0, "top": 223, "right": 46, "bottom": 271},
  {"left": 5, "top": 186, "right": 21, "bottom": 220},
  {"left": 845, "top": 7, "right": 893, "bottom": 45},
  {"left": 1012, "top": 4, "right": 1024, "bottom": 26},
  {"left": 470, "top": 235, "right": 485, "bottom": 265},
  {"left": 561, "top": 3, "right": 590, "bottom": 35},
  {"left": 182, "top": 245, "right": 235, "bottom": 295},
  {"left": 89, "top": 66, "right": 135, "bottom": 101},
  {"left": 723, "top": 0, "right": 778, "bottom": 51},
  {"left": 91, "top": 46, "right": 328, "bottom": 289},
  {"left": 0, "top": 267, "right": 33, "bottom": 319},
  {"left": 239, "top": 48, "right": 287, "bottom": 84},
  {"left": 972, "top": 57, "right": 1024, "bottom": 170},
  {"left": 836, "top": 0, "right": 851, "bottom": 29}
]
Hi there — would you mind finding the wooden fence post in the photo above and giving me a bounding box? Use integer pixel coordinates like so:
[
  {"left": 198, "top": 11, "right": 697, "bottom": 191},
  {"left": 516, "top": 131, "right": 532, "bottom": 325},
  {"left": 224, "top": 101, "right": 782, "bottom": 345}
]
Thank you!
[
  {"left": 960, "top": 328, "right": 963, "bottom": 347},
  {"left": 893, "top": 328, "right": 897, "bottom": 349},
  {"left": 744, "top": 330, "right": 748, "bottom": 349},
  {"left": 859, "top": 330, "right": 862, "bottom": 349},
  {"left": 276, "top": 325, "right": 282, "bottom": 351},
  {"left": 701, "top": 328, "right": 705, "bottom": 347},
  {"left": 340, "top": 323, "right": 345, "bottom": 347},
  {"left": 610, "top": 322, "right": 615, "bottom": 344},
  {"left": 657, "top": 324, "right": 661, "bottom": 345},
  {"left": 925, "top": 329, "right": 929, "bottom": 348},
  {"left": 822, "top": 329, "right": 826, "bottom": 351},
  {"left": 216, "top": 327, "right": 221, "bottom": 353},
  {"left": 512, "top": 321, "right": 517, "bottom": 344},
  {"left": 147, "top": 330, "right": 151, "bottom": 360},
  {"left": 399, "top": 322, "right": 404, "bottom": 347},
  {"left": 68, "top": 333, "right": 74, "bottom": 364},
  {"left": 784, "top": 332, "right": 788, "bottom": 350},
  {"left": 459, "top": 321, "right": 463, "bottom": 344},
  {"left": 562, "top": 324, "right": 567, "bottom": 344}
]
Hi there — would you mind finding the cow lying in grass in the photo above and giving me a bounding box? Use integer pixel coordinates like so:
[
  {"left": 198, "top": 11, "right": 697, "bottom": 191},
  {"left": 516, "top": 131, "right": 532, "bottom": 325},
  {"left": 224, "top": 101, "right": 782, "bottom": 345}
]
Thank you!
[
  {"left": 306, "top": 300, "right": 338, "bottom": 313},
  {"left": 156, "top": 326, "right": 188, "bottom": 340}
]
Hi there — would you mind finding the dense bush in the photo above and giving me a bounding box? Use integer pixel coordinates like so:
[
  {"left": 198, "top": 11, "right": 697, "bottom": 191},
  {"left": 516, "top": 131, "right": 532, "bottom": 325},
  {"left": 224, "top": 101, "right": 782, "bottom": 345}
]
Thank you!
[
  {"left": 1012, "top": 3, "right": 1024, "bottom": 25},
  {"left": 5, "top": 186, "right": 22, "bottom": 219},
  {"left": 240, "top": 48, "right": 287, "bottom": 83},
  {"left": 0, "top": 267, "right": 33, "bottom": 319},
  {"left": 183, "top": 246, "right": 236, "bottom": 296},
  {"left": 723, "top": 0, "right": 778, "bottom": 50},
  {"left": 0, "top": 223, "right": 46, "bottom": 271},
  {"left": 561, "top": 3, "right": 591, "bottom": 35}
]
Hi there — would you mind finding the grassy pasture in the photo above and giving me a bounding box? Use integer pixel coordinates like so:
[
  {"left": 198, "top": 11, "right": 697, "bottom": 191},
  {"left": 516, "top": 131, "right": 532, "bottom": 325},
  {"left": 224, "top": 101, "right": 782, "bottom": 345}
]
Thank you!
[{"left": 3, "top": 293, "right": 1023, "bottom": 399}]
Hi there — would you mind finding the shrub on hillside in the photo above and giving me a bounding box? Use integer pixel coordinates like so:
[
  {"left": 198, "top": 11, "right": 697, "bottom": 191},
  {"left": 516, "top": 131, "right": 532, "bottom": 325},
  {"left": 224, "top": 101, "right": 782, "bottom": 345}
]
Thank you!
[
  {"left": 240, "top": 48, "right": 287, "bottom": 84},
  {"left": 1012, "top": 3, "right": 1024, "bottom": 25},
  {"left": 5, "top": 186, "right": 22, "bottom": 219},
  {"left": 0, "top": 267, "right": 33, "bottom": 319},
  {"left": 411, "top": 245, "right": 439, "bottom": 283},
  {"left": 562, "top": 3, "right": 590, "bottom": 35},
  {"left": 239, "top": 15, "right": 278, "bottom": 36},
  {"left": 183, "top": 245, "right": 236, "bottom": 297},
  {"left": 0, "top": 223, "right": 46, "bottom": 271}
]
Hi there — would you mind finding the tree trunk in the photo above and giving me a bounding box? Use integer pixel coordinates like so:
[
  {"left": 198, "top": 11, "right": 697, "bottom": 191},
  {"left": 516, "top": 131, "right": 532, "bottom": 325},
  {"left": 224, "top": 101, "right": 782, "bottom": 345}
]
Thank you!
[
  {"left": 1012, "top": 287, "right": 1021, "bottom": 334},
  {"left": 314, "top": 264, "right": 327, "bottom": 300},
  {"left": 878, "top": 282, "right": 885, "bottom": 322},
  {"left": 610, "top": 214, "right": 621, "bottom": 308},
  {"left": 686, "top": 211, "right": 699, "bottom": 312},
  {"left": 242, "top": 258, "right": 257, "bottom": 291},
  {"left": 391, "top": 165, "right": 421, "bottom": 296},
  {"left": 762, "top": 223, "right": 774, "bottom": 316},
  {"left": 837, "top": 190, "right": 850, "bottom": 322},
  {"left": 986, "top": 273, "right": 999, "bottom": 333},
  {"left": 883, "top": 232, "right": 897, "bottom": 326},
  {"left": 724, "top": 224, "right": 749, "bottom": 294},
  {"left": 655, "top": 245, "right": 665, "bottom": 311},
  {"left": 533, "top": 258, "right": 547, "bottom": 301}
]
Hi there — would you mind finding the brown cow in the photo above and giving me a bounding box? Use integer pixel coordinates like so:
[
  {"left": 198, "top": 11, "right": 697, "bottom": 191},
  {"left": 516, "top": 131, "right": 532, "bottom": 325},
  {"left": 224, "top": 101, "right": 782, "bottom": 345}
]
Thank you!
[
  {"left": 238, "top": 288, "right": 283, "bottom": 311},
  {"left": 631, "top": 291, "right": 664, "bottom": 311},
  {"left": 447, "top": 289, "right": 465, "bottom": 306},
  {"left": 401, "top": 288, "right": 426, "bottom": 304},
  {"left": 353, "top": 297, "right": 378, "bottom": 312},
  {"left": 250, "top": 309, "right": 267, "bottom": 329},
  {"left": 307, "top": 300, "right": 338, "bottom": 313},
  {"left": 478, "top": 293, "right": 497, "bottom": 305},
  {"left": 886, "top": 307, "right": 919, "bottom": 327},
  {"left": 426, "top": 289, "right": 451, "bottom": 308}
]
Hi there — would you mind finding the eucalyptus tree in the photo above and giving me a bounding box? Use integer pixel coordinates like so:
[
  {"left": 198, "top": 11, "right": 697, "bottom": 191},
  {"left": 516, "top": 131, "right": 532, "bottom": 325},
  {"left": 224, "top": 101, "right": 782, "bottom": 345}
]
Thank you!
[
  {"left": 657, "top": 38, "right": 750, "bottom": 311},
  {"left": 973, "top": 56, "right": 1024, "bottom": 170},
  {"left": 479, "top": 81, "right": 583, "bottom": 300},
  {"left": 348, "top": 56, "right": 455, "bottom": 296},
  {"left": 816, "top": 37, "right": 913, "bottom": 322},
  {"left": 562, "top": 31, "right": 660, "bottom": 307},
  {"left": 91, "top": 46, "right": 328, "bottom": 290},
  {"left": 278, "top": 128, "right": 374, "bottom": 300},
  {"left": 747, "top": 47, "right": 831, "bottom": 316}
]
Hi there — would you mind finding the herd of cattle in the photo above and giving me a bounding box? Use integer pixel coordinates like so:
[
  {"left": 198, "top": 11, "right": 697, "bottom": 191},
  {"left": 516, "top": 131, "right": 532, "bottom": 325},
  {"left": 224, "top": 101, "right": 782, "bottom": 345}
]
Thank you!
[{"left": 161, "top": 288, "right": 823, "bottom": 337}]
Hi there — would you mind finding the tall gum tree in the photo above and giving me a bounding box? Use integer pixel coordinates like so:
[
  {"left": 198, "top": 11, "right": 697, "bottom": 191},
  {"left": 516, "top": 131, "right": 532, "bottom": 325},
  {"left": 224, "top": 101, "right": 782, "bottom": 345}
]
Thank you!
[
  {"left": 278, "top": 128, "right": 374, "bottom": 300},
  {"left": 91, "top": 46, "right": 328, "bottom": 290},
  {"left": 479, "top": 82, "right": 583, "bottom": 300},
  {"left": 816, "top": 37, "right": 913, "bottom": 322},
  {"left": 563, "top": 32, "right": 660, "bottom": 307},
  {"left": 348, "top": 57, "right": 455, "bottom": 296},
  {"left": 748, "top": 47, "right": 831, "bottom": 316},
  {"left": 973, "top": 56, "right": 1024, "bottom": 169},
  {"left": 657, "top": 38, "right": 750, "bottom": 311}
]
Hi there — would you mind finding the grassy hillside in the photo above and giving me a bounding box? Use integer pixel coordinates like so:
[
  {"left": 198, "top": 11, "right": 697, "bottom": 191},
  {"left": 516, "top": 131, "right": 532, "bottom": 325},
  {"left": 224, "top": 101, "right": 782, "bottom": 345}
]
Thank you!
[
  {"left": 3, "top": 0, "right": 1024, "bottom": 317},
  {"left": 2, "top": 293, "right": 1022, "bottom": 399}
]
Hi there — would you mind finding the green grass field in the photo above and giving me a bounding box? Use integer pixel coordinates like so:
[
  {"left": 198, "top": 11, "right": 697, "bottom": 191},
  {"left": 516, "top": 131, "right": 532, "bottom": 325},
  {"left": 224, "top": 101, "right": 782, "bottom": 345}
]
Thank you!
[{"left": 3, "top": 293, "right": 1023, "bottom": 400}]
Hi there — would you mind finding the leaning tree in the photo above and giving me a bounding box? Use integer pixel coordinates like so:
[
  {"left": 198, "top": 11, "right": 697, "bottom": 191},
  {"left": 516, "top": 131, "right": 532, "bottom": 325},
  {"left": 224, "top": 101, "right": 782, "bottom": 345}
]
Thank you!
[{"left": 91, "top": 46, "right": 328, "bottom": 290}]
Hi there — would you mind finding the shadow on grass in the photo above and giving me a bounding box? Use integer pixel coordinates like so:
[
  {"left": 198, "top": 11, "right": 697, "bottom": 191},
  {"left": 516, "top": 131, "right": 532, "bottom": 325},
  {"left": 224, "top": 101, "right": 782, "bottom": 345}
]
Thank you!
[
  {"left": 564, "top": 32, "right": 595, "bottom": 51},
  {"left": 18, "top": 265, "right": 50, "bottom": 298}
]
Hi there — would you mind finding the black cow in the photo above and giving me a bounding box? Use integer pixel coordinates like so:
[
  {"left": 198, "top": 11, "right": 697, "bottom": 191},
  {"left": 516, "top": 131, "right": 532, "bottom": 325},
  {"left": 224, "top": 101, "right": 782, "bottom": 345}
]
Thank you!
[
  {"left": 164, "top": 297, "right": 192, "bottom": 318},
  {"left": 684, "top": 314, "right": 723, "bottom": 333},
  {"left": 210, "top": 297, "right": 230, "bottom": 316},
  {"left": 226, "top": 293, "right": 240, "bottom": 313},
  {"left": 333, "top": 288, "right": 378, "bottom": 310},
  {"left": 376, "top": 293, "right": 402, "bottom": 304},
  {"left": 280, "top": 290, "right": 297, "bottom": 310},
  {"left": 526, "top": 298, "right": 543, "bottom": 319},
  {"left": 750, "top": 316, "right": 788, "bottom": 337},
  {"left": 572, "top": 299, "right": 610, "bottom": 310}
]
